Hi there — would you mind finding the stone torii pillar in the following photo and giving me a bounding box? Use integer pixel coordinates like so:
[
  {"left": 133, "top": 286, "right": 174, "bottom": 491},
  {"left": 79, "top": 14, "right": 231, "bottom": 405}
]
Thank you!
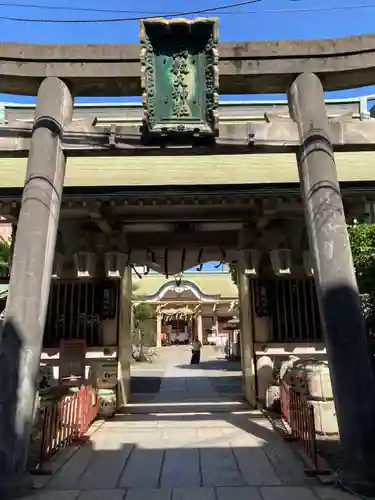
[
  {"left": 0, "top": 77, "right": 73, "bottom": 497},
  {"left": 289, "top": 72, "right": 375, "bottom": 495}
]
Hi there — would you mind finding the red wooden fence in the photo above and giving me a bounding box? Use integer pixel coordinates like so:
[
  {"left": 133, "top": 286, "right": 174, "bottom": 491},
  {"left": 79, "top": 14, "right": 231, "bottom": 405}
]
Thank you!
[
  {"left": 280, "top": 381, "right": 318, "bottom": 470},
  {"left": 35, "top": 385, "right": 98, "bottom": 469}
]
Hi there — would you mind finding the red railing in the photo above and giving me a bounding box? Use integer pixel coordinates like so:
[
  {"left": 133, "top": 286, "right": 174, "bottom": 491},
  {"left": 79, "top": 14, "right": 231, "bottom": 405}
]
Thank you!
[
  {"left": 35, "top": 385, "right": 98, "bottom": 469},
  {"left": 280, "top": 380, "right": 290, "bottom": 423},
  {"left": 280, "top": 381, "right": 318, "bottom": 470}
]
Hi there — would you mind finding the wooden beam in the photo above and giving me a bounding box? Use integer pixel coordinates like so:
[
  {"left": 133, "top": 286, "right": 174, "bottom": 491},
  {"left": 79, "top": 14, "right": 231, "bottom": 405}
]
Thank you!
[
  {"left": 87, "top": 200, "right": 116, "bottom": 232},
  {"left": 2, "top": 119, "right": 375, "bottom": 157}
]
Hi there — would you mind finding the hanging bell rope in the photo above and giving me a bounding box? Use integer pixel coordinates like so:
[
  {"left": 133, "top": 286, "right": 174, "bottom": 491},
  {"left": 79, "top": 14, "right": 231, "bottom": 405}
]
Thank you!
[
  {"left": 143, "top": 265, "right": 150, "bottom": 276},
  {"left": 164, "top": 248, "right": 169, "bottom": 279},
  {"left": 147, "top": 248, "right": 156, "bottom": 264},
  {"left": 197, "top": 248, "right": 204, "bottom": 272},
  {"left": 215, "top": 248, "right": 227, "bottom": 268},
  {"left": 131, "top": 264, "right": 142, "bottom": 279},
  {"left": 180, "top": 247, "right": 186, "bottom": 274},
  {"left": 175, "top": 272, "right": 182, "bottom": 287},
  {"left": 126, "top": 248, "right": 132, "bottom": 266}
]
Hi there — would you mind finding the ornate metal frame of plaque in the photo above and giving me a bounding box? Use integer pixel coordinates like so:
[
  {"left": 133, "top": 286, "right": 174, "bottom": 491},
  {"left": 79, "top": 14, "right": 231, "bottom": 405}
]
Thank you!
[{"left": 140, "top": 17, "right": 219, "bottom": 142}]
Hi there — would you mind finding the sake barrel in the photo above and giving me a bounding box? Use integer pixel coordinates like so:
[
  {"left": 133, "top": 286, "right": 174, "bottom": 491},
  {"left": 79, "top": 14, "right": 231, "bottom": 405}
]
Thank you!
[{"left": 292, "top": 359, "right": 333, "bottom": 401}]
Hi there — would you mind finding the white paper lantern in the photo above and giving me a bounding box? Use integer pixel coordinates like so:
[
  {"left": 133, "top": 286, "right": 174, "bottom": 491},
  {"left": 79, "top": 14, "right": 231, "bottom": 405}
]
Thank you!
[
  {"left": 74, "top": 251, "right": 96, "bottom": 278},
  {"left": 269, "top": 249, "right": 292, "bottom": 276},
  {"left": 52, "top": 252, "right": 64, "bottom": 278},
  {"left": 244, "top": 249, "right": 261, "bottom": 276},
  {"left": 104, "top": 252, "right": 127, "bottom": 279},
  {"left": 303, "top": 251, "right": 314, "bottom": 276}
]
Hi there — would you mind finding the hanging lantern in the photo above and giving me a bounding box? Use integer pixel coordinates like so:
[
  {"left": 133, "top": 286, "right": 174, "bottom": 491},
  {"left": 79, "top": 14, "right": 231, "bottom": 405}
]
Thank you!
[
  {"left": 52, "top": 252, "right": 64, "bottom": 279},
  {"left": 269, "top": 249, "right": 292, "bottom": 276},
  {"left": 104, "top": 252, "right": 127, "bottom": 279},
  {"left": 74, "top": 251, "right": 96, "bottom": 278},
  {"left": 244, "top": 249, "right": 261, "bottom": 276},
  {"left": 303, "top": 251, "right": 314, "bottom": 276}
]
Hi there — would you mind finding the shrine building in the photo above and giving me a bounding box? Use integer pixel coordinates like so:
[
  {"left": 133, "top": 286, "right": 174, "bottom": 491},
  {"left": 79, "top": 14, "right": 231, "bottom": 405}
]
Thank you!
[{"left": 132, "top": 267, "right": 238, "bottom": 345}]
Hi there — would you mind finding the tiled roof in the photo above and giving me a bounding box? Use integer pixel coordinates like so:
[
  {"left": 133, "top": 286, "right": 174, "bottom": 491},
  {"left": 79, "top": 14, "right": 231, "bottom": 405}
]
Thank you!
[
  {"left": 1, "top": 152, "right": 375, "bottom": 188},
  {"left": 133, "top": 272, "right": 238, "bottom": 299}
]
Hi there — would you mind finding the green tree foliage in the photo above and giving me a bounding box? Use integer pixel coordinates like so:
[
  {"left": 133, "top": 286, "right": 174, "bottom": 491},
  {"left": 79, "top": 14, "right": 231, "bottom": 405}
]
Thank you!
[
  {"left": 0, "top": 236, "right": 11, "bottom": 277},
  {"left": 133, "top": 302, "right": 153, "bottom": 329},
  {"left": 229, "top": 262, "right": 239, "bottom": 286},
  {"left": 131, "top": 283, "right": 155, "bottom": 349},
  {"left": 348, "top": 222, "right": 375, "bottom": 294},
  {"left": 131, "top": 283, "right": 153, "bottom": 329}
]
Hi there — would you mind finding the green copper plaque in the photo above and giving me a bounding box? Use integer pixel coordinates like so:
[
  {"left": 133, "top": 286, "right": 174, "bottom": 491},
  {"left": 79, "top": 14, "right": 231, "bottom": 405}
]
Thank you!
[{"left": 140, "top": 17, "right": 219, "bottom": 141}]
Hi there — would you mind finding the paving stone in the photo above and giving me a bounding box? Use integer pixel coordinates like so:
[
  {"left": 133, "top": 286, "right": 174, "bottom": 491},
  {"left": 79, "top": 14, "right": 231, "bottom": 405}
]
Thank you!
[
  {"left": 48, "top": 445, "right": 97, "bottom": 489},
  {"left": 161, "top": 429, "right": 198, "bottom": 439},
  {"left": 260, "top": 486, "right": 319, "bottom": 500},
  {"left": 36, "top": 348, "right": 314, "bottom": 497},
  {"left": 77, "top": 443, "right": 134, "bottom": 489},
  {"left": 196, "top": 427, "right": 225, "bottom": 445},
  {"left": 172, "top": 487, "right": 216, "bottom": 500},
  {"left": 229, "top": 433, "right": 265, "bottom": 448},
  {"left": 125, "top": 488, "right": 171, "bottom": 500},
  {"left": 78, "top": 490, "right": 126, "bottom": 500},
  {"left": 160, "top": 449, "right": 200, "bottom": 488},
  {"left": 232, "top": 447, "right": 282, "bottom": 486},
  {"left": 262, "top": 439, "right": 313, "bottom": 486},
  {"left": 118, "top": 448, "right": 164, "bottom": 488},
  {"left": 32, "top": 446, "right": 81, "bottom": 489},
  {"left": 313, "top": 486, "right": 360, "bottom": 499},
  {"left": 22, "top": 491, "right": 80, "bottom": 500},
  {"left": 131, "top": 439, "right": 165, "bottom": 450},
  {"left": 118, "top": 430, "right": 163, "bottom": 441},
  {"left": 216, "top": 487, "right": 263, "bottom": 500},
  {"left": 200, "top": 448, "right": 244, "bottom": 487}
]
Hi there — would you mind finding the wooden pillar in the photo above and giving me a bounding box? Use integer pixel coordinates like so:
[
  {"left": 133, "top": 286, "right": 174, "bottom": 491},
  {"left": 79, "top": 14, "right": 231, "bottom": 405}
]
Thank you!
[
  {"left": 213, "top": 309, "right": 219, "bottom": 334},
  {"left": 156, "top": 313, "right": 162, "bottom": 347},
  {"left": 118, "top": 266, "right": 132, "bottom": 408},
  {"left": 0, "top": 77, "right": 73, "bottom": 497},
  {"left": 196, "top": 310, "right": 203, "bottom": 343},
  {"left": 289, "top": 72, "right": 375, "bottom": 496},
  {"left": 238, "top": 253, "right": 256, "bottom": 407}
]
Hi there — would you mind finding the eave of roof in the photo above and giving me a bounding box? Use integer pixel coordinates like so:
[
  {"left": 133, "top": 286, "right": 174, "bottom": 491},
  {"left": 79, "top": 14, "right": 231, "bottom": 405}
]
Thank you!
[{"left": 0, "top": 152, "right": 375, "bottom": 189}]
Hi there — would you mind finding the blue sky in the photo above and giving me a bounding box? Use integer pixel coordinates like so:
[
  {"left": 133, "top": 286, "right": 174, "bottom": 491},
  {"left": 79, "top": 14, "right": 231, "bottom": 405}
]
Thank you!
[
  {"left": 2, "top": 0, "right": 375, "bottom": 103},
  {"left": 1, "top": 0, "right": 375, "bottom": 272}
]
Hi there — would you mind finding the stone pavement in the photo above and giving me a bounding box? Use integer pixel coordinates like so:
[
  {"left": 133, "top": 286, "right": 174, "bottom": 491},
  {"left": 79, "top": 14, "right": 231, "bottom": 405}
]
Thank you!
[{"left": 23, "top": 347, "right": 358, "bottom": 499}]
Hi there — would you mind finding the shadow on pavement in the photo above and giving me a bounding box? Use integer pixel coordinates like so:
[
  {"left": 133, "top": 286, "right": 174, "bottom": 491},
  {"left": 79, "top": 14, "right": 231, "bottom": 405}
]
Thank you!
[
  {"left": 30, "top": 405, "right": 332, "bottom": 500},
  {"left": 176, "top": 359, "right": 241, "bottom": 372}
]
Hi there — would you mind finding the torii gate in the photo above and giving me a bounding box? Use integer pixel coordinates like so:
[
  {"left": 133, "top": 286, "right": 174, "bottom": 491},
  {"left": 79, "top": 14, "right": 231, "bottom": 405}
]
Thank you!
[{"left": 0, "top": 18, "right": 375, "bottom": 496}]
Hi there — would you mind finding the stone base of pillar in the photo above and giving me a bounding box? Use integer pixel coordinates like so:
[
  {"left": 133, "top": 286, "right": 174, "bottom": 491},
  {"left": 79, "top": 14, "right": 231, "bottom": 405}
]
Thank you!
[
  {"left": 337, "top": 471, "right": 375, "bottom": 499},
  {"left": 0, "top": 471, "right": 34, "bottom": 499}
]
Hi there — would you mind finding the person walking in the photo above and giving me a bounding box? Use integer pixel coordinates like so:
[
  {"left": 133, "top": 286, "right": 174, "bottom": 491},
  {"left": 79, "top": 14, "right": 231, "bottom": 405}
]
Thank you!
[{"left": 191, "top": 337, "right": 202, "bottom": 365}]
